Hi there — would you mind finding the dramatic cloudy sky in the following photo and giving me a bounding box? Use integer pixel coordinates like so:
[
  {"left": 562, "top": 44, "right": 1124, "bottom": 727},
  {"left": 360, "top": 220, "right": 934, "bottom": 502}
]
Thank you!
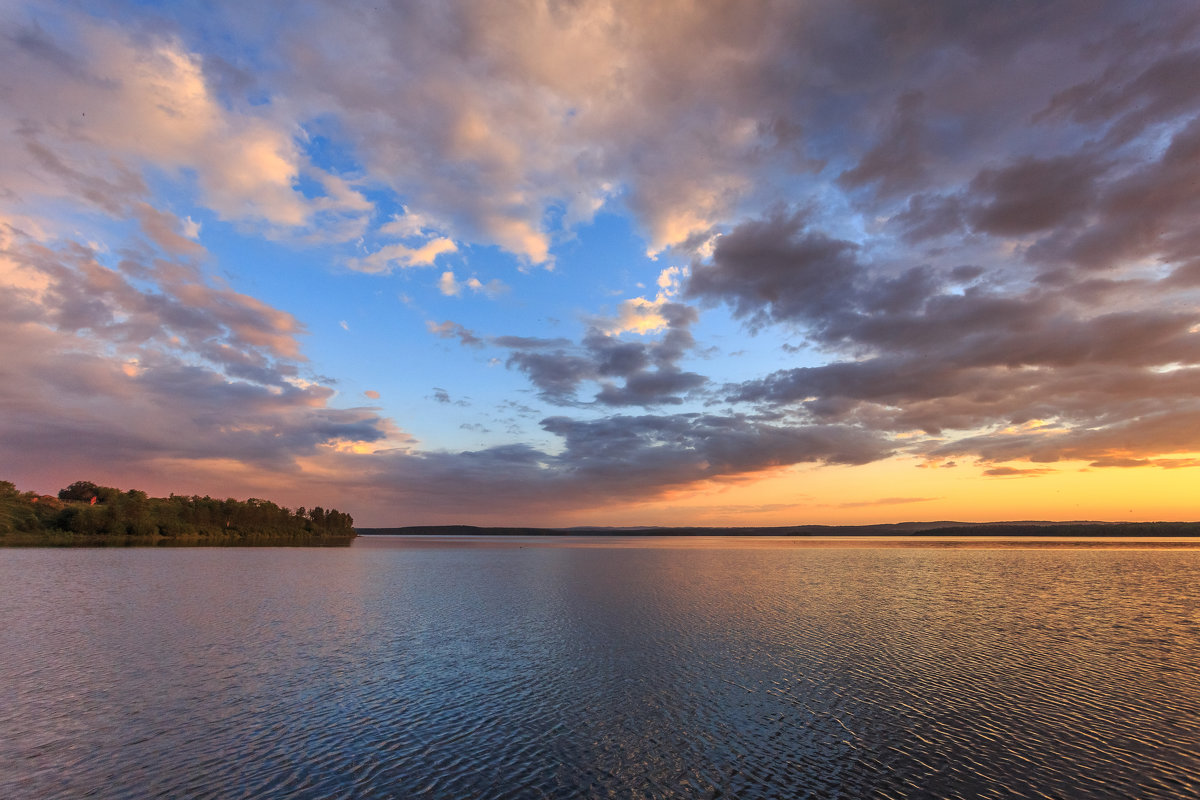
[{"left": 3, "top": 0, "right": 1200, "bottom": 526}]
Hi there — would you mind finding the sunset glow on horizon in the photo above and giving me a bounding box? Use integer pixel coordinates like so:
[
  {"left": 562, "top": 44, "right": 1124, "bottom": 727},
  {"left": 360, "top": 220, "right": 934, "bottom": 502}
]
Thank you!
[{"left": 3, "top": 1, "right": 1200, "bottom": 527}]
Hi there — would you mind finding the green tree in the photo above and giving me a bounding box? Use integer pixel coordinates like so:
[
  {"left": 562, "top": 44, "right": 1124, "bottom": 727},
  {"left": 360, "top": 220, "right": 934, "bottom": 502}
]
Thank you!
[{"left": 58, "top": 481, "right": 100, "bottom": 502}]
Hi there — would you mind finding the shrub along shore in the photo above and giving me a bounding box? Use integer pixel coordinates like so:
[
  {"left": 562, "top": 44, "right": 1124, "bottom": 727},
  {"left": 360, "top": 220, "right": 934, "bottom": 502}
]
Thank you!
[{"left": 0, "top": 480, "right": 355, "bottom": 547}]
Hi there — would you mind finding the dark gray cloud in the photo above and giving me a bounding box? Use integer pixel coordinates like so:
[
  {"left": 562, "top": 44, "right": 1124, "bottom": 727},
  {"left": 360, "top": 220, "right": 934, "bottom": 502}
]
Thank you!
[
  {"left": 894, "top": 109, "right": 1200, "bottom": 276},
  {"left": 894, "top": 194, "right": 966, "bottom": 243},
  {"left": 686, "top": 211, "right": 863, "bottom": 334},
  {"left": 593, "top": 369, "right": 707, "bottom": 408},
  {"left": 966, "top": 154, "right": 1103, "bottom": 237},
  {"left": 499, "top": 305, "right": 707, "bottom": 408},
  {"left": 502, "top": 349, "right": 596, "bottom": 405},
  {"left": 1038, "top": 44, "right": 1200, "bottom": 147},
  {"left": 652, "top": 0, "right": 1200, "bottom": 480},
  {"left": 691, "top": 202, "right": 1200, "bottom": 468},
  {"left": 1046, "top": 115, "right": 1200, "bottom": 271},
  {"left": 529, "top": 411, "right": 891, "bottom": 503},
  {"left": 838, "top": 90, "right": 930, "bottom": 200}
]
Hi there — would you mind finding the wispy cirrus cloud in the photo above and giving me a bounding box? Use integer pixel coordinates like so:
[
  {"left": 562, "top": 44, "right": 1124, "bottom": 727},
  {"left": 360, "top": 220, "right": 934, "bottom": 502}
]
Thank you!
[{"left": 836, "top": 497, "right": 938, "bottom": 509}]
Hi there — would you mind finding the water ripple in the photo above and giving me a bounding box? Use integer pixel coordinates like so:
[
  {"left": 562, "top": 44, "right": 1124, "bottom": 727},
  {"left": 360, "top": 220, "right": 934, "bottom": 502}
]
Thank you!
[{"left": 1, "top": 543, "right": 1198, "bottom": 798}]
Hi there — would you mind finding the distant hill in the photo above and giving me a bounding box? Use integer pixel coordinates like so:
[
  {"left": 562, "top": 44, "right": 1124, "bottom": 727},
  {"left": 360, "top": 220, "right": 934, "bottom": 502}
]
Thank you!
[{"left": 356, "top": 521, "right": 1200, "bottom": 537}]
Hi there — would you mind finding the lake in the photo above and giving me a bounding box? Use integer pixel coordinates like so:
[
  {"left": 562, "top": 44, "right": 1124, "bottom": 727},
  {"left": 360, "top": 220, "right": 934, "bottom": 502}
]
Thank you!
[{"left": 2, "top": 536, "right": 1198, "bottom": 798}]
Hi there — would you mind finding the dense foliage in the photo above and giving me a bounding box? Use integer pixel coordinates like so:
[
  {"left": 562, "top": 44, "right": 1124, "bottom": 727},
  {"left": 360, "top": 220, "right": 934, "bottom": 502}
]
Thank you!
[{"left": 0, "top": 480, "right": 356, "bottom": 546}]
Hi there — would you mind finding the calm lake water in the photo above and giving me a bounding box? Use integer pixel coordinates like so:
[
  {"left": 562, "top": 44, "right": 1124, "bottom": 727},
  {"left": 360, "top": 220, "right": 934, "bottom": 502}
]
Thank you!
[{"left": 2, "top": 536, "right": 1199, "bottom": 799}]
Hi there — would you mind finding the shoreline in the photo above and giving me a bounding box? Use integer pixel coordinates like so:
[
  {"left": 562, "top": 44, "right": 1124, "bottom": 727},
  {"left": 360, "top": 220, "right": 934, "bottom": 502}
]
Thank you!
[{"left": 356, "top": 521, "right": 1200, "bottom": 538}]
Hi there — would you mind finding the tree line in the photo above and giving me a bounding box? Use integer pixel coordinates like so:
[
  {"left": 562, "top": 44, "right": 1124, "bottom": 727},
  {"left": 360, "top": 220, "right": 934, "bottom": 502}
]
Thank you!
[{"left": 0, "top": 480, "right": 356, "bottom": 546}]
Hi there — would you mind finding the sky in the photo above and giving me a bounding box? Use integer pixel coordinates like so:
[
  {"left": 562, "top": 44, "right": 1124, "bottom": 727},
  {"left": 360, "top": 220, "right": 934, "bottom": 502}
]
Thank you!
[{"left": 2, "top": 0, "right": 1200, "bottom": 527}]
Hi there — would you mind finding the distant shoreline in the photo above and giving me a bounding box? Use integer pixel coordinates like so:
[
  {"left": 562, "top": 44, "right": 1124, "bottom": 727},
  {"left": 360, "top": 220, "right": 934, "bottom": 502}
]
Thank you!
[{"left": 356, "top": 521, "right": 1200, "bottom": 537}]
